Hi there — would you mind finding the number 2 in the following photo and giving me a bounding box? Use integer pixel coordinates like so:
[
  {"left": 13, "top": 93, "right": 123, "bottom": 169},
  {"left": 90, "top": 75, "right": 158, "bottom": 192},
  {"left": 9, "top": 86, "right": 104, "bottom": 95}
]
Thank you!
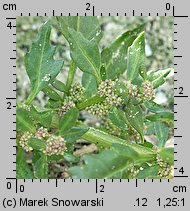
[{"left": 86, "top": 3, "right": 90, "bottom": 10}]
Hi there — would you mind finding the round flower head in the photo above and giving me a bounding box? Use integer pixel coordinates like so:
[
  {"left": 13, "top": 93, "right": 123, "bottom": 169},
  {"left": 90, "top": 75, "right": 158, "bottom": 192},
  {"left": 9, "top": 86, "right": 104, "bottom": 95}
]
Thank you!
[
  {"left": 69, "top": 83, "right": 85, "bottom": 102},
  {"left": 105, "top": 119, "right": 122, "bottom": 136},
  {"left": 19, "top": 131, "right": 33, "bottom": 152},
  {"left": 87, "top": 101, "right": 110, "bottom": 117},
  {"left": 35, "top": 127, "right": 49, "bottom": 139},
  {"left": 156, "top": 154, "right": 172, "bottom": 178},
  {"left": 97, "top": 79, "right": 123, "bottom": 108},
  {"left": 126, "top": 81, "right": 141, "bottom": 102},
  {"left": 128, "top": 165, "right": 140, "bottom": 178},
  {"left": 98, "top": 79, "right": 117, "bottom": 97},
  {"left": 142, "top": 81, "right": 155, "bottom": 101},
  {"left": 58, "top": 97, "right": 75, "bottom": 117},
  {"left": 106, "top": 92, "right": 123, "bottom": 106},
  {"left": 44, "top": 135, "right": 66, "bottom": 156}
]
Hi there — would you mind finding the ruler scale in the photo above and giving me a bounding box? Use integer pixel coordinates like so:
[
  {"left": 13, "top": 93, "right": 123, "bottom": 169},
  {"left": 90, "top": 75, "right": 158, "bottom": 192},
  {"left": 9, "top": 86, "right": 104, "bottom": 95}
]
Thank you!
[{"left": 0, "top": 0, "right": 189, "bottom": 209}]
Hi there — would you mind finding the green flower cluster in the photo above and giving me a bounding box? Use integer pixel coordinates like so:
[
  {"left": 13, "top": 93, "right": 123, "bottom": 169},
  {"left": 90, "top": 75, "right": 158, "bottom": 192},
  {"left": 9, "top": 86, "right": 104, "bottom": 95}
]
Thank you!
[
  {"left": 98, "top": 79, "right": 123, "bottom": 106},
  {"left": 104, "top": 119, "right": 122, "bottom": 136},
  {"left": 127, "top": 80, "right": 154, "bottom": 102},
  {"left": 128, "top": 126, "right": 141, "bottom": 142},
  {"left": 44, "top": 135, "right": 66, "bottom": 156},
  {"left": 19, "top": 131, "right": 33, "bottom": 152},
  {"left": 126, "top": 81, "right": 141, "bottom": 102},
  {"left": 128, "top": 165, "right": 144, "bottom": 178},
  {"left": 86, "top": 79, "right": 123, "bottom": 117},
  {"left": 86, "top": 101, "right": 110, "bottom": 117},
  {"left": 69, "top": 83, "right": 85, "bottom": 102},
  {"left": 156, "top": 155, "right": 172, "bottom": 178},
  {"left": 58, "top": 97, "right": 75, "bottom": 117},
  {"left": 19, "top": 127, "right": 67, "bottom": 156},
  {"left": 58, "top": 83, "right": 84, "bottom": 117},
  {"left": 142, "top": 81, "right": 155, "bottom": 101},
  {"left": 35, "top": 127, "right": 49, "bottom": 139}
]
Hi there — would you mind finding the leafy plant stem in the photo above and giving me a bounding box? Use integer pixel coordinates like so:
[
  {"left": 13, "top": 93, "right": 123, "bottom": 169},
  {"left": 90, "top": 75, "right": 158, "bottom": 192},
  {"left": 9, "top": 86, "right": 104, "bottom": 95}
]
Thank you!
[
  {"left": 77, "top": 94, "right": 104, "bottom": 111},
  {"left": 65, "top": 59, "right": 76, "bottom": 93},
  {"left": 82, "top": 127, "right": 156, "bottom": 156}
]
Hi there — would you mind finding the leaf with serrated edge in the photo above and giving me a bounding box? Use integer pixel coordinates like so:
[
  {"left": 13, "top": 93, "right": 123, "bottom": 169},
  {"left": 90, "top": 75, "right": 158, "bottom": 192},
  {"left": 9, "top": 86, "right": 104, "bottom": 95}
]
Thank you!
[
  {"left": 69, "top": 144, "right": 154, "bottom": 179},
  {"left": 154, "top": 122, "right": 169, "bottom": 147},
  {"left": 16, "top": 148, "right": 34, "bottom": 179},
  {"left": 137, "top": 164, "right": 159, "bottom": 179},
  {"left": 159, "top": 148, "right": 174, "bottom": 166},
  {"left": 33, "top": 153, "right": 48, "bottom": 179},
  {"left": 125, "top": 102, "right": 144, "bottom": 142},
  {"left": 28, "top": 138, "right": 46, "bottom": 151},
  {"left": 102, "top": 25, "right": 145, "bottom": 80},
  {"left": 68, "top": 28, "right": 101, "bottom": 83},
  {"left": 109, "top": 108, "right": 128, "bottom": 131},
  {"left": 16, "top": 108, "right": 35, "bottom": 132},
  {"left": 56, "top": 17, "right": 102, "bottom": 43},
  {"left": 127, "top": 31, "right": 146, "bottom": 82},
  {"left": 82, "top": 72, "right": 98, "bottom": 98},
  {"left": 25, "top": 21, "right": 64, "bottom": 104},
  {"left": 64, "top": 127, "right": 89, "bottom": 142},
  {"left": 59, "top": 107, "right": 79, "bottom": 134},
  {"left": 147, "top": 68, "right": 172, "bottom": 88}
]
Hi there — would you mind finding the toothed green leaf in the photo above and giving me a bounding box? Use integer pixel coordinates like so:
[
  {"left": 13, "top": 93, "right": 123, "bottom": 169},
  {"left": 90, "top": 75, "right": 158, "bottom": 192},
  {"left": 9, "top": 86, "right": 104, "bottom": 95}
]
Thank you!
[
  {"left": 68, "top": 28, "right": 101, "bottom": 83},
  {"left": 28, "top": 138, "right": 46, "bottom": 151},
  {"left": 159, "top": 148, "right": 174, "bottom": 166},
  {"left": 56, "top": 17, "right": 102, "bottom": 43},
  {"left": 16, "top": 148, "right": 34, "bottom": 179},
  {"left": 109, "top": 108, "right": 128, "bottom": 131},
  {"left": 33, "top": 152, "right": 48, "bottom": 179},
  {"left": 125, "top": 102, "right": 144, "bottom": 142},
  {"left": 147, "top": 68, "right": 172, "bottom": 88},
  {"left": 25, "top": 21, "right": 64, "bottom": 104},
  {"left": 16, "top": 108, "right": 35, "bottom": 132},
  {"left": 59, "top": 107, "right": 79, "bottom": 134},
  {"left": 102, "top": 25, "right": 145, "bottom": 80},
  {"left": 127, "top": 31, "right": 146, "bottom": 82},
  {"left": 82, "top": 72, "right": 98, "bottom": 98},
  {"left": 154, "top": 122, "right": 169, "bottom": 147},
  {"left": 69, "top": 144, "right": 154, "bottom": 179}
]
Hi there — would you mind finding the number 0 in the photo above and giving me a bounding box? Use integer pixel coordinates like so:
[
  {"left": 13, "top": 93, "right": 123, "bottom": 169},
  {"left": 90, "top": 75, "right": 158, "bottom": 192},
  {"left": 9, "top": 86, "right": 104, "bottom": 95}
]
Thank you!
[{"left": 166, "top": 3, "right": 171, "bottom": 10}]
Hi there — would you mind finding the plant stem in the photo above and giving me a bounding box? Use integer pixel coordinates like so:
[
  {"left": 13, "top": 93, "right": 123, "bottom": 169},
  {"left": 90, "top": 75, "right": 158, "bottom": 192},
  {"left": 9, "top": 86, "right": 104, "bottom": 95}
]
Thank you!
[
  {"left": 82, "top": 127, "right": 156, "bottom": 156},
  {"left": 77, "top": 94, "right": 104, "bottom": 111},
  {"left": 65, "top": 59, "right": 76, "bottom": 93},
  {"left": 95, "top": 73, "right": 102, "bottom": 84}
]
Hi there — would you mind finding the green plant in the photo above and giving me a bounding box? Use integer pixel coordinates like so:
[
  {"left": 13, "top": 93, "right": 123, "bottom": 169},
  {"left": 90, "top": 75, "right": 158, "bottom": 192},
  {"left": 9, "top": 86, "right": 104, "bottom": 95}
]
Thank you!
[{"left": 16, "top": 17, "right": 174, "bottom": 179}]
